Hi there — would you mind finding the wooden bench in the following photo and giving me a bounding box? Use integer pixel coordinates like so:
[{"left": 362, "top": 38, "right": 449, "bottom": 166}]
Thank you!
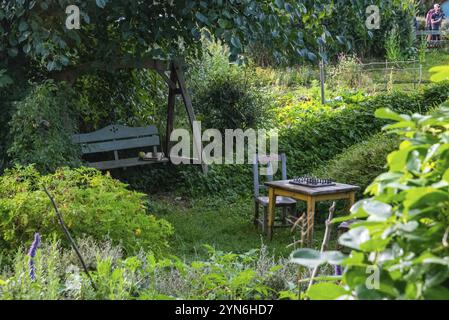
[{"left": 72, "top": 124, "right": 169, "bottom": 170}]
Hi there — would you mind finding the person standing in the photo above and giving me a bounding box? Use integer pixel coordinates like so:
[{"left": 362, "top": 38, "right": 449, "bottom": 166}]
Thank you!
[
  {"left": 426, "top": 5, "right": 436, "bottom": 42},
  {"left": 431, "top": 4, "right": 445, "bottom": 41}
]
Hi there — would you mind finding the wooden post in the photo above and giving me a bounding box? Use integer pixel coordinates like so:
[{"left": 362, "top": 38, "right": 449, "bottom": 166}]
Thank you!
[
  {"left": 267, "top": 187, "right": 276, "bottom": 240},
  {"left": 165, "top": 63, "right": 177, "bottom": 154},
  {"left": 319, "top": 44, "right": 326, "bottom": 105},
  {"left": 172, "top": 59, "right": 208, "bottom": 174}
]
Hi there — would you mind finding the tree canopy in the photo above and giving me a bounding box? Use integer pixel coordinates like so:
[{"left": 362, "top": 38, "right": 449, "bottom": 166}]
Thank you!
[{"left": 0, "top": 0, "right": 335, "bottom": 77}]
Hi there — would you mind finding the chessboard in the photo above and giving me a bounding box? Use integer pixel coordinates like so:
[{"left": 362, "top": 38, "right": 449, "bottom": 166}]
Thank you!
[{"left": 289, "top": 176, "right": 336, "bottom": 188}]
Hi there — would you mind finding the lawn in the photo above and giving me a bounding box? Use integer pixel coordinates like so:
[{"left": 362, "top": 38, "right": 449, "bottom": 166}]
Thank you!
[{"left": 150, "top": 194, "right": 337, "bottom": 261}]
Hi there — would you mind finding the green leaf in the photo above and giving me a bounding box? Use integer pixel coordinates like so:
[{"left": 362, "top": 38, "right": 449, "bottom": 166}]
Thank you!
[
  {"left": 275, "top": 0, "right": 285, "bottom": 9},
  {"left": 307, "top": 282, "right": 348, "bottom": 300},
  {"left": 429, "top": 66, "right": 449, "bottom": 83},
  {"left": 290, "top": 248, "right": 324, "bottom": 268},
  {"left": 423, "top": 285, "right": 449, "bottom": 300},
  {"left": 307, "top": 52, "right": 317, "bottom": 61},
  {"left": 339, "top": 227, "right": 370, "bottom": 250},
  {"left": 195, "top": 12, "right": 209, "bottom": 24},
  {"left": 18, "top": 20, "right": 28, "bottom": 32},
  {"left": 217, "top": 18, "right": 229, "bottom": 29},
  {"left": 96, "top": 0, "right": 107, "bottom": 8},
  {"left": 375, "top": 108, "right": 406, "bottom": 122},
  {"left": 363, "top": 200, "right": 392, "bottom": 220},
  {"left": 230, "top": 36, "right": 242, "bottom": 49},
  {"left": 443, "top": 168, "right": 449, "bottom": 182}
]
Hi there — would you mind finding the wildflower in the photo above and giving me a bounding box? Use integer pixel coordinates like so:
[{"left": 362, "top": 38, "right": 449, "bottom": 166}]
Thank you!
[
  {"left": 28, "top": 233, "right": 41, "bottom": 281},
  {"left": 334, "top": 264, "right": 343, "bottom": 276}
]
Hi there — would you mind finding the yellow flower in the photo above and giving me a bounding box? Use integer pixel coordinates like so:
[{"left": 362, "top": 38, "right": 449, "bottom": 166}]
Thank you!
[{"left": 135, "top": 228, "right": 142, "bottom": 236}]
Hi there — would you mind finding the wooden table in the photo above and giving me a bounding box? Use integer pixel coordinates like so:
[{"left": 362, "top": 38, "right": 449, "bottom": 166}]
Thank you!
[{"left": 264, "top": 180, "right": 360, "bottom": 243}]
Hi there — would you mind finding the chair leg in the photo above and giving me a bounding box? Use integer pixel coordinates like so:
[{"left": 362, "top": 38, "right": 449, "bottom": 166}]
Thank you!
[
  {"left": 292, "top": 204, "right": 298, "bottom": 218},
  {"left": 282, "top": 207, "right": 287, "bottom": 226},
  {"left": 263, "top": 206, "right": 268, "bottom": 235},
  {"left": 254, "top": 201, "right": 260, "bottom": 227}
]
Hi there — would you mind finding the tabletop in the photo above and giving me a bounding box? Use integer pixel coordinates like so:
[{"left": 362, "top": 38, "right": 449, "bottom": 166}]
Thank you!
[{"left": 264, "top": 180, "right": 360, "bottom": 196}]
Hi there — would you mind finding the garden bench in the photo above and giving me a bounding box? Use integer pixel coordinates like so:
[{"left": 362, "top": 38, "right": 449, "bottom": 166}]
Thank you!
[{"left": 72, "top": 124, "right": 169, "bottom": 170}]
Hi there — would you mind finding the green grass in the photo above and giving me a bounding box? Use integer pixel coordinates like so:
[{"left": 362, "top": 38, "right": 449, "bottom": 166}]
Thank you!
[
  {"left": 421, "top": 50, "right": 449, "bottom": 80},
  {"left": 149, "top": 194, "right": 349, "bottom": 261}
]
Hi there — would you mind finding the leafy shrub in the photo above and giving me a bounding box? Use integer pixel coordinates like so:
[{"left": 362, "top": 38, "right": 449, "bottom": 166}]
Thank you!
[
  {"left": 0, "top": 166, "right": 173, "bottom": 258},
  {"left": 190, "top": 41, "right": 271, "bottom": 132},
  {"left": 294, "top": 103, "right": 449, "bottom": 300},
  {"left": 193, "top": 76, "right": 271, "bottom": 132},
  {"left": 0, "top": 80, "right": 29, "bottom": 174},
  {"left": 0, "top": 241, "right": 299, "bottom": 300},
  {"left": 385, "top": 25, "right": 404, "bottom": 62},
  {"left": 327, "top": 54, "right": 369, "bottom": 90},
  {"left": 313, "top": 133, "right": 399, "bottom": 196},
  {"left": 7, "top": 81, "right": 81, "bottom": 173},
  {"left": 281, "top": 81, "right": 449, "bottom": 176}
]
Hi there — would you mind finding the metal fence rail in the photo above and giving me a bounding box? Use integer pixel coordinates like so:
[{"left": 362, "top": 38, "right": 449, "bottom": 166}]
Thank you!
[{"left": 338, "top": 60, "right": 423, "bottom": 91}]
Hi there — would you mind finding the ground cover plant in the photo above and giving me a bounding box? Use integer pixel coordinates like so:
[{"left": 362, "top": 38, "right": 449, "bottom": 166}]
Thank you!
[{"left": 0, "top": 238, "right": 301, "bottom": 300}]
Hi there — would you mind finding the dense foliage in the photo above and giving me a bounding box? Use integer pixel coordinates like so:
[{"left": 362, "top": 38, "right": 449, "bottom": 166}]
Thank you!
[
  {"left": 313, "top": 133, "right": 399, "bottom": 197},
  {"left": 280, "top": 82, "right": 449, "bottom": 176},
  {"left": 0, "top": 166, "right": 173, "bottom": 258},
  {"left": 293, "top": 103, "right": 449, "bottom": 300},
  {"left": 192, "top": 64, "right": 270, "bottom": 132},
  {"left": 323, "top": 0, "right": 416, "bottom": 60},
  {"left": 7, "top": 81, "right": 81, "bottom": 172},
  {"left": 0, "top": 0, "right": 332, "bottom": 78}
]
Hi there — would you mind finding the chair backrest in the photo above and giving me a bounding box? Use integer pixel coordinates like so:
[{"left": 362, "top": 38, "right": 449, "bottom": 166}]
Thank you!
[
  {"left": 72, "top": 124, "right": 160, "bottom": 156},
  {"left": 252, "top": 153, "right": 287, "bottom": 198}
]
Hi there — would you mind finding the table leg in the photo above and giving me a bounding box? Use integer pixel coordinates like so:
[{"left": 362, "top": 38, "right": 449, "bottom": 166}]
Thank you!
[
  {"left": 306, "top": 196, "right": 316, "bottom": 246},
  {"left": 347, "top": 192, "right": 356, "bottom": 213},
  {"left": 267, "top": 187, "right": 276, "bottom": 240}
]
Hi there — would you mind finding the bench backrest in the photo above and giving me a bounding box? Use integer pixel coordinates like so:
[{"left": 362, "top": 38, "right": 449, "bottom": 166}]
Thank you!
[{"left": 72, "top": 124, "right": 160, "bottom": 155}]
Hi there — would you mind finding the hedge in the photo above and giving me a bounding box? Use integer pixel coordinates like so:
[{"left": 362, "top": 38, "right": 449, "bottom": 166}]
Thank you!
[{"left": 120, "top": 82, "right": 449, "bottom": 197}]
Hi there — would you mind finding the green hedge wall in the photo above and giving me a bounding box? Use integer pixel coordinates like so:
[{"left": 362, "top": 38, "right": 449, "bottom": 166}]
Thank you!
[
  {"left": 120, "top": 82, "right": 449, "bottom": 198},
  {"left": 281, "top": 82, "right": 449, "bottom": 176}
]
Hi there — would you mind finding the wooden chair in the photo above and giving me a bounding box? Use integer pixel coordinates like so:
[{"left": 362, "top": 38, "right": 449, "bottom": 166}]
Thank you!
[{"left": 252, "top": 153, "right": 296, "bottom": 233}]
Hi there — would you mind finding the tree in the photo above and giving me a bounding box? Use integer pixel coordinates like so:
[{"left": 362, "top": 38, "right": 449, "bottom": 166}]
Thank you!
[{"left": 0, "top": 0, "right": 333, "bottom": 79}]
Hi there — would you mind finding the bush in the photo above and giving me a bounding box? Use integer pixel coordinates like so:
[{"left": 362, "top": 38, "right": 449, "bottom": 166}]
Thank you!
[
  {"left": 301, "top": 103, "right": 449, "bottom": 300},
  {"left": 280, "top": 81, "right": 449, "bottom": 176},
  {"left": 313, "top": 133, "right": 399, "bottom": 196},
  {"left": 193, "top": 76, "right": 270, "bottom": 132},
  {"left": 7, "top": 81, "right": 81, "bottom": 173},
  {"left": 190, "top": 41, "right": 271, "bottom": 132},
  {"left": 0, "top": 80, "right": 29, "bottom": 174},
  {"left": 0, "top": 166, "right": 173, "bottom": 258}
]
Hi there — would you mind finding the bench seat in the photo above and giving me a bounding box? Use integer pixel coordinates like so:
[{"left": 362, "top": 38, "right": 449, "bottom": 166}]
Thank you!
[{"left": 72, "top": 124, "right": 167, "bottom": 170}]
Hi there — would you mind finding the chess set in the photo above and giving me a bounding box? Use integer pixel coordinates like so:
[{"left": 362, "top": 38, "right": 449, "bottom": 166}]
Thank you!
[{"left": 289, "top": 176, "right": 336, "bottom": 188}]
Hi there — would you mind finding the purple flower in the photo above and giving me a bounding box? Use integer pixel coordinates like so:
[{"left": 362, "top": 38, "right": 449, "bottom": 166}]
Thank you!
[
  {"left": 28, "top": 233, "right": 41, "bottom": 281},
  {"left": 334, "top": 265, "right": 343, "bottom": 276}
]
